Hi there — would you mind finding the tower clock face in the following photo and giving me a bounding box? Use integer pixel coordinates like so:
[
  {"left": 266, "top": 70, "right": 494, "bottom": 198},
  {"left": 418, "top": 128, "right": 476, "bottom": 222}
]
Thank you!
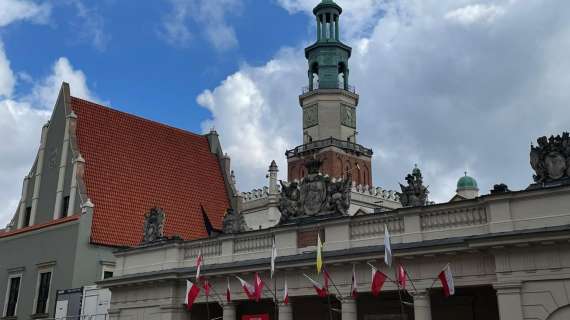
[
  {"left": 341, "top": 104, "right": 356, "bottom": 128},
  {"left": 304, "top": 105, "right": 318, "bottom": 128}
]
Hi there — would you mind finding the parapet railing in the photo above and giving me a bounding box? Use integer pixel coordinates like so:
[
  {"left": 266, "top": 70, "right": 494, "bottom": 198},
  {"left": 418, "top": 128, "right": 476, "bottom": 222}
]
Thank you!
[
  {"left": 301, "top": 82, "right": 357, "bottom": 94},
  {"left": 285, "top": 137, "right": 373, "bottom": 157}
]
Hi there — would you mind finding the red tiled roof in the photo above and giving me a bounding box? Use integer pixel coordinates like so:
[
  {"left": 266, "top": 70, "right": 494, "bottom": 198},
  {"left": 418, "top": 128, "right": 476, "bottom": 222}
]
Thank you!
[
  {"left": 70, "top": 97, "right": 230, "bottom": 247},
  {"left": 0, "top": 215, "right": 80, "bottom": 239}
]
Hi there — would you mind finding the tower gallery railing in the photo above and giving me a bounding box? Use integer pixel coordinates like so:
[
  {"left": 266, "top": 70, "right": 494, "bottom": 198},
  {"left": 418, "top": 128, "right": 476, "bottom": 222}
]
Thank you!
[
  {"left": 285, "top": 137, "right": 373, "bottom": 157},
  {"left": 302, "top": 81, "right": 357, "bottom": 94}
]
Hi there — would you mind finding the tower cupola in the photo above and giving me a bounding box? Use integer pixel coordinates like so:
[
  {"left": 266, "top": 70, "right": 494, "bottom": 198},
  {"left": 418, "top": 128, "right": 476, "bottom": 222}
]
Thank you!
[{"left": 306, "top": 0, "right": 352, "bottom": 90}]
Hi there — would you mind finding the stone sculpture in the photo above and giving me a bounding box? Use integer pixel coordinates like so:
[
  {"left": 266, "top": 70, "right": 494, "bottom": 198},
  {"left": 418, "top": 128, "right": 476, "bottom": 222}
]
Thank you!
[
  {"left": 398, "top": 165, "right": 429, "bottom": 207},
  {"left": 222, "top": 208, "right": 248, "bottom": 234},
  {"left": 142, "top": 207, "right": 166, "bottom": 243},
  {"left": 530, "top": 132, "right": 570, "bottom": 183},
  {"left": 279, "top": 158, "right": 352, "bottom": 222}
]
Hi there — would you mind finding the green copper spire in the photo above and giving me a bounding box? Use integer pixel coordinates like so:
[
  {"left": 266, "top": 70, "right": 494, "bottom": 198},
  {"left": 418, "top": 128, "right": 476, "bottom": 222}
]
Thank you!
[{"left": 305, "top": 0, "right": 351, "bottom": 90}]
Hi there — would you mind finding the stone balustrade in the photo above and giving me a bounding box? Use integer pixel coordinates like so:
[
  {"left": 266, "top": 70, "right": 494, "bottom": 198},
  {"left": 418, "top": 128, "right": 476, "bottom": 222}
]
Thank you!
[
  {"left": 420, "top": 206, "right": 487, "bottom": 231},
  {"left": 114, "top": 187, "right": 570, "bottom": 277}
]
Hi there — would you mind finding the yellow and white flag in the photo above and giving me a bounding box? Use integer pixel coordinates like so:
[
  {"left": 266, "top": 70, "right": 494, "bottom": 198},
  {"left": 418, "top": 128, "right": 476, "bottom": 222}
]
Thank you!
[{"left": 316, "top": 233, "right": 323, "bottom": 273}]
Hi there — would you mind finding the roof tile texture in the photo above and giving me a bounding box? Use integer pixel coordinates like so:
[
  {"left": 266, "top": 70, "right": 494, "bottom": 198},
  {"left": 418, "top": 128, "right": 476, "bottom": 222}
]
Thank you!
[{"left": 70, "top": 97, "right": 229, "bottom": 247}]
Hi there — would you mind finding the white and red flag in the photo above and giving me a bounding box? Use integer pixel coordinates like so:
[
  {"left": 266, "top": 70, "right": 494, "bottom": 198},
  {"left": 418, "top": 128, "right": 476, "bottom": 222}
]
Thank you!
[
  {"left": 226, "top": 278, "right": 231, "bottom": 302},
  {"left": 397, "top": 264, "right": 407, "bottom": 290},
  {"left": 350, "top": 265, "right": 358, "bottom": 298},
  {"left": 195, "top": 250, "right": 203, "bottom": 280},
  {"left": 202, "top": 279, "right": 212, "bottom": 297},
  {"left": 254, "top": 273, "right": 264, "bottom": 301},
  {"left": 369, "top": 265, "right": 387, "bottom": 296},
  {"left": 438, "top": 264, "right": 455, "bottom": 297},
  {"left": 271, "top": 237, "right": 278, "bottom": 278},
  {"left": 384, "top": 224, "right": 392, "bottom": 267},
  {"left": 236, "top": 276, "right": 257, "bottom": 300},
  {"left": 303, "top": 273, "right": 328, "bottom": 297},
  {"left": 283, "top": 280, "right": 289, "bottom": 305},
  {"left": 185, "top": 280, "right": 200, "bottom": 311}
]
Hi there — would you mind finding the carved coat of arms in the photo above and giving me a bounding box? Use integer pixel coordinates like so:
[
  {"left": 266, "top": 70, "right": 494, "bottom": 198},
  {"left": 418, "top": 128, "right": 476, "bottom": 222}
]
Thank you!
[{"left": 279, "top": 159, "right": 352, "bottom": 223}]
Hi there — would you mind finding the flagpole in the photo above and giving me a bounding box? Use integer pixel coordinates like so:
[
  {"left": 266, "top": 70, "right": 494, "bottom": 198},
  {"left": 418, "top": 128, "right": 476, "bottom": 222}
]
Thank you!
[
  {"left": 324, "top": 267, "right": 345, "bottom": 301},
  {"left": 274, "top": 275, "right": 278, "bottom": 320},
  {"left": 403, "top": 267, "right": 419, "bottom": 294},
  {"left": 208, "top": 283, "right": 226, "bottom": 306},
  {"left": 394, "top": 261, "right": 405, "bottom": 320},
  {"left": 206, "top": 288, "right": 211, "bottom": 320}
]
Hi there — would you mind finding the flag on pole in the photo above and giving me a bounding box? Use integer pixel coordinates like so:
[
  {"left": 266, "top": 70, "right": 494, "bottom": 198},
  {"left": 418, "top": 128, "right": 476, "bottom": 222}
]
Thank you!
[
  {"left": 350, "top": 265, "right": 358, "bottom": 298},
  {"left": 303, "top": 273, "right": 328, "bottom": 297},
  {"left": 195, "top": 250, "right": 203, "bottom": 280},
  {"left": 226, "top": 278, "right": 232, "bottom": 302},
  {"left": 236, "top": 276, "right": 257, "bottom": 300},
  {"left": 202, "top": 279, "right": 212, "bottom": 297},
  {"left": 283, "top": 280, "right": 289, "bottom": 305},
  {"left": 316, "top": 233, "right": 323, "bottom": 274},
  {"left": 323, "top": 268, "right": 330, "bottom": 291},
  {"left": 384, "top": 224, "right": 392, "bottom": 267},
  {"left": 397, "top": 264, "right": 407, "bottom": 290},
  {"left": 185, "top": 280, "right": 200, "bottom": 310},
  {"left": 369, "top": 264, "right": 387, "bottom": 296},
  {"left": 271, "top": 237, "right": 278, "bottom": 278},
  {"left": 438, "top": 264, "right": 455, "bottom": 297},
  {"left": 254, "top": 273, "right": 264, "bottom": 302}
]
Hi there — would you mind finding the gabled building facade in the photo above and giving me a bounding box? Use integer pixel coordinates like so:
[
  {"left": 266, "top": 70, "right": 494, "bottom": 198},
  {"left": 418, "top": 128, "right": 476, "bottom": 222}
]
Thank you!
[{"left": 0, "top": 83, "right": 232, "bottom": 318}]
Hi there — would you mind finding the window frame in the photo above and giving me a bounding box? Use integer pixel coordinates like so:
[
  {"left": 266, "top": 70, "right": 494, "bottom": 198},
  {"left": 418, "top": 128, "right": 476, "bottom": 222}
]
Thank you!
[
  {"left": 100, "top": 262, "right": 115, "bottom": 280},
  {"left": 32, "top": 265, "right": 54, "bottom": 316},
  {"left": 3, "top": 272, "right": 23, "bottom": 317}
]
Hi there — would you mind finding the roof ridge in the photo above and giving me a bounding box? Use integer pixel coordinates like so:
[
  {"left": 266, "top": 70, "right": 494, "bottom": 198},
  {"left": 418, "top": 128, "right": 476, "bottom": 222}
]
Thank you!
[{"left": 70, "top": 96, "right": 209, "bottom": 140}]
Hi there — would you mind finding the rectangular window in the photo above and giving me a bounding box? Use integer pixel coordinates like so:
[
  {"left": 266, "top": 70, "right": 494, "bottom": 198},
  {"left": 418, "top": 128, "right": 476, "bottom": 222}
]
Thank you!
[
  {"left": 24, "top": 207, "right": 32, "bottom": 227},
  {"left": 4, "top": 275, "right": 21, "bottom": 317},
  {"left": 35, "top": 271, "right": 52, "bottom": 314},
  {"left": 62, "top": 196, "right": 70, "bottom": 218},
  {"left": 101, "top": 264, "right": 115, "bottom": 280},
  {"left": 103, "top": 271, "right": 114, "bottom": 279}
]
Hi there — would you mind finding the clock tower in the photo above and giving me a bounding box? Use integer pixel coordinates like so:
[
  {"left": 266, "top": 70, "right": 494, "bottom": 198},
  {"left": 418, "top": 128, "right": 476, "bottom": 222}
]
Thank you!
[{"left": 286, "top": 0, "right": 374, "bottom": 186}]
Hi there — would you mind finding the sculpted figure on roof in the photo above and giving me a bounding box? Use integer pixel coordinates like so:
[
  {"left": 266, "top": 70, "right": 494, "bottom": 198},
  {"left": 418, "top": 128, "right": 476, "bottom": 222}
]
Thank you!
[
  {"left": 530, "top": 132, "right": 570, "bottom": 183},
  {"left": 142, "top": 207, "right": 165, "bottom": 243},
  {"left": 398, "top": 165, "right": 429, "bottom": 207},
  {"left": 222, "top": 208, "right": 248, "bottom": 234}
]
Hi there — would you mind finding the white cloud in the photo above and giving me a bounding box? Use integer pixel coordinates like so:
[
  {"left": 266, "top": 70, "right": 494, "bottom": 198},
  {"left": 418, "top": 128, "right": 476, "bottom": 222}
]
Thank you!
[
  {"left": 160, "top": 0, "right": 241, "bottom": 50},
  {"left": 445, "top": 4, "right": 506, "bottom": 25},
  {"left": 0, "top": 50, "right": 97, "bottom": 227},
  {"left": 198, "top": 0, "right": 570, "bottom": 203},
  {"left": 0, "top": 41, "right": 15, "bottom": 98},
  {"left": 0, "top": 0, "right": 51, "bottom": 27},
  {"left": 68, "top": 0, "right": 109, "bottom": 51}
]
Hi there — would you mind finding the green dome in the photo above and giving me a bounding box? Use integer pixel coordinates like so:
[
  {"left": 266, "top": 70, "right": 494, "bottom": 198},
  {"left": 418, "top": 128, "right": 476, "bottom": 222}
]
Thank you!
[{"left": 457, "top": 173, "right": 478, "bottom": 190}]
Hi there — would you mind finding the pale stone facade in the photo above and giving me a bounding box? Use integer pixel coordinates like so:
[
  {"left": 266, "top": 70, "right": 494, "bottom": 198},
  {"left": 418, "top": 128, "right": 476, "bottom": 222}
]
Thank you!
[{"left": 100, "top": 184, "right": 570, "bottom": 320}]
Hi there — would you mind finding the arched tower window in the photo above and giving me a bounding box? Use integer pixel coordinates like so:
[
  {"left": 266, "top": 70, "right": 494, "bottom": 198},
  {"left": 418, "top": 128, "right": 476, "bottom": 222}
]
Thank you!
[{"left": 309, "top": 62, "right": 319, "bottom": 90}]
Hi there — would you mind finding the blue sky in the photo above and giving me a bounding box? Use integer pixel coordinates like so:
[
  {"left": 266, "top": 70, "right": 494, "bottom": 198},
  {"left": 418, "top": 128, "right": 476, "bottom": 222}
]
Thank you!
[
  {"left": 3, "top": 0, "right": 309, "bottom": 132},
  {"left": 2, "top": 0, "right": 570, "bottom": 226}
]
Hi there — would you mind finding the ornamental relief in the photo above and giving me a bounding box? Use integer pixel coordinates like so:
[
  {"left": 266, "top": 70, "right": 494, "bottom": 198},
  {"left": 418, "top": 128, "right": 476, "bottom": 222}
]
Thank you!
[
  {"left": 341, "top": 104, "right": 356, "bottom": 128},
  {"left": 303, "top": 105, "right": 318, "bottom": 129}
]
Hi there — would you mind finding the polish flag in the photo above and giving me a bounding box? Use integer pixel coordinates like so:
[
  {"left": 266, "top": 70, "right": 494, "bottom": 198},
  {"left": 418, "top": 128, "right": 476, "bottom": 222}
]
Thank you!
[
  {"left": 283, "top": 280, "right": 289, "bottom": 305},
  {"left": 323, "top": 269, "right": 330, "bottom": 291},
  {"left": 195, "top": 251, "right": 203, "bottom": 280},
  {"left": 226, "top": 278, "right": 231, "bottom": 302},
  {"left": 202, "top": 279, "right": 212, "bottom": 297},
  {"left": 397, "top": 264, "right": 407, "bottom": 290},
  {"left": 185, "top": 280, "right": 200, "bottom": 310},
  {"left": 303, "top": 274, "right": 328, "bottom": 297},
  {"left": 350, "top": 265, "right": 358, "bottom": 298},
  {"left": 236, "top": 276, "right": 257, "bottom": 300},
  {"left": 370, "top": 265, "right": 387, "bottom": 296},
  {"left": 254, "top": 273, "right": 264, "bottom": 302},
  {"left": 438, "top": 264, "right": 455, "bottom": 297}
]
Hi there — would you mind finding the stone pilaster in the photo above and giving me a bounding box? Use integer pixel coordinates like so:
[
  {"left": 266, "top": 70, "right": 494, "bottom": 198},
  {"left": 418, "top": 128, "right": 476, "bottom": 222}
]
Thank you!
[
  {"left": 53, "top": 111, "right": 77, "bottom": 219},
  {"left": 30, "top": 121, "right": 49, "bottom": 225},
  {"left": 412, "top": 290, "right": 432, "bottom": 320},
  {"left": 67, "top": 154, "right": 85, "bottom": 216},
  {"left": 494, "top": 283, "right": 523, "bottom": 320},
  {"left": 17, "top": 175, "right": 30, "bottom": 228},
  {"left": 341, "top": 297, "right": 357, "bottom": 320},
  {"left": 223, "top": 303, "right": 236, "bottom": 320}
]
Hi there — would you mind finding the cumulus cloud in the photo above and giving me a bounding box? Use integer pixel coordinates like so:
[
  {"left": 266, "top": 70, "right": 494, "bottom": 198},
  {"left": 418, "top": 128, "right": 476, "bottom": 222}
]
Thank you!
[
  {"left": 160, "top": 0, "right": 241, "bottom": 50},
  {"left": 0, "top": 51, "right": 97, "bottom": 226},
  {"left": 0, "top": 0, "right": 51, "bottom": 27},
  {"left": 445, "top": 4, "right": 506, "bottom": 25},
  {"left": 198, "top": 0, "right": 570, "bottom": 203}
]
